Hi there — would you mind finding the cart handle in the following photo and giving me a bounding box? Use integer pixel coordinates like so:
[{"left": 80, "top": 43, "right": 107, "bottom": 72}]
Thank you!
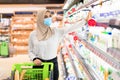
[{"left": 12, "top": 62, "right": 53, "bottom": 71}]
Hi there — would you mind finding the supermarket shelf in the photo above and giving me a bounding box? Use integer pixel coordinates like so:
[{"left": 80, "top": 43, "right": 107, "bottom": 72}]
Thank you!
[
  {"left": 0, "top": 34, "right": 9, "bottom": 36},
  {"left": 65, "top": 44, "right": 78, "bottom": 79},
  {"left": 107, "top": 48, "right": 120, "bottom": 61},
  {"left": 15, "top": 49, "right": 28, "bottom": 54},
  {"left": 109, "top": 25, "right": 120, "bottom": 30},
  {"left": 11, "top": 28, "right": 33, "bottom": 31},
  {"left": 65, "top": 38, "right": 98, "bottom": 80},
  {"left": 11, "top": 21, "right": 34, "bottom": 24},
  {"left": 66, "top": 0, "right": 97, "bottom": 18},
  {"left": 11, "top": 42, "right": 28, "bottom": 45},
  {"left": 10, "top": 14, "right": 35, "bottom": 55},
  {"left": 77, "top": 34, "right": 120, "bottom": 70},
  {"left": 89, "top": 42, "right": 120, "bottom": 63},
  {"left": 59, "top": 48, "right": 68, "bottom": 79},
  {"left": 0, "top": 30, "right": 9, "bottom": 33},
  {"left": 13, "top": 14, "right": 35, "bottom": 17},
  {"left": 0, "top": 27, "right": 9, "bottom": 29},
  {"left": 71, "top": 44, "right": 101, "bottom": 80},
  {"left": 64, "top": 39, "right": 96, "bottom": 80},
  {"left": 11, "top": 34, "right": 30, "bottom": 37},
  {"left": 78, "top": 0, "right": 97, "bottom": 10},
  {"left": 90, "top": 0, "right": 110, "bottom": 8}
]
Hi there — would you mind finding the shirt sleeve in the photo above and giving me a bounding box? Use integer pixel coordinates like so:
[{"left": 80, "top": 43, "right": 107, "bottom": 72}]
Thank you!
[
  {"left": 28, "top": 31, "right": 36, "bottom": 61},
  {"left": 56, "top": 19, "right": 86, "bottom": 37}
]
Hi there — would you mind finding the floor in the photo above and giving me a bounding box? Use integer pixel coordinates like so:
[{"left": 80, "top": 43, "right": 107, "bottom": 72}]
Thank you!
[
  {"left": 0, "top": 54, "right": 31, "bottom": 80},
  {"left": 0, "top": 54, "right": 63, "bottom": 80},
  {"left": 0, "top": 54, "right": 120, "bottom": 80}
]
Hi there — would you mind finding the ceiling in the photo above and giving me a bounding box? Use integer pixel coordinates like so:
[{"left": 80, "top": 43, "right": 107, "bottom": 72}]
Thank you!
[
  {"left": 0, "top": 0, "right": 65, "bottom": 13},
  {"left": 0, "top": 0, "right": 65, "bottom": 4}
]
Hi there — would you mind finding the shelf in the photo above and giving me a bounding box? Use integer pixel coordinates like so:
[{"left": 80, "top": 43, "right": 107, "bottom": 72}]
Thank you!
[
  {"left": 107, "top": 48, "right": 120, "bottom": 61},
  {"left": 13, "top": 15, "right": 35, "bottom": 17},
  {"left": 11, "top": 42, "right": 28, "bottom": 45},
  {"left": 11, "top": 34, "right": 30, "bottom": 37},
  {"left": 0, "top": 27, "right": 9, "bottom": 29},
  {"left": 11, "top": 21, "right": 34, "bottom": 24},
  {"left": 10, "top": 14, "right": 35, "bottom": 55},
  {"left": 66, "top": 0, "right": 97, "bottom": 18},
  {"left": 65, "top": 45, "right": 78, "bottom": 79},
  {"left": 0, "top": 34, "right": 9, "bottom": 36},
  {"left": 64, "top": 38, "right": 95, "bottom": 80},
  {"left": 11, "top": 36, "right": 29, "bottom": 39},
  {"left": 12, "top": 28, "right": 34, "bottom": 31},
  {"left": 59, "top": 48, "right": 68, "bottom": 79},
  {"left": 77, "top": 34, "right": 120, "bottom": 70},
  {"left": 109, "top": 25, "right": 120, "bottom": 30},
  {"left": 0, "top": 30, "right": 9, "bottom": 33},
  {"left": 65, "top": 38, "right": 97, "bottom": 80},
  {"left": 15, "top": 50, "right": 28, "bottom": 54},
  {"left": 70, "top": 43, "right": 102, "bottom": 80}
]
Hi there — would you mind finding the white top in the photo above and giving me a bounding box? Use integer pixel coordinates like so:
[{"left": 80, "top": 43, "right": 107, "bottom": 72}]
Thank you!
[
  {"left": 50, "top": 22, "right": 59, "bottom": 28},
  {"left": 28, "top": 20, "right": 86, "bottom": 60},
  {"left": 28, "top": 28, "right": 64, "bottom": 60}
]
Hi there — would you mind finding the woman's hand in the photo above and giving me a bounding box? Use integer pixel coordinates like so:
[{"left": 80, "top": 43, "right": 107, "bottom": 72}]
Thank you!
[{"left": 33, "top": 59, "right": 42, "bottom": 66}]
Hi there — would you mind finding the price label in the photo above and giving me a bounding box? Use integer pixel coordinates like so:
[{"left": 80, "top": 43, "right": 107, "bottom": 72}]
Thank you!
[{"left": 66, "top": 74, "right": 76, "bottom": 80}]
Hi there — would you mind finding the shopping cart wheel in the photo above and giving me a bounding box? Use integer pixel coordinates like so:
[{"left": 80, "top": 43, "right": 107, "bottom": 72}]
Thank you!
[
  {"left": 50, "top": 70, "right": 54, "bottom": 80},
  {"left": 11, "top": 71, "right": 15, "bottom": 80}
]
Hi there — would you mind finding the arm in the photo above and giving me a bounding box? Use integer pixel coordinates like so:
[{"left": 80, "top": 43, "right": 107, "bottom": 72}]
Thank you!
[
  {"left": 57, "top": 19, "right": 86, "bottom": 37},
  {"left": 28, "top": 32, "right": 37, "bottom": 61},
  {"left": 28, "top": 32, "right": 42, "bottom": 65},
  {"left": 64, "top": 19, "right": 86, "bottom": 34}
]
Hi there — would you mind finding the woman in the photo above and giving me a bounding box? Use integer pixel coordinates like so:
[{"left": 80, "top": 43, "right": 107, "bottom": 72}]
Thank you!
[{"left": 28, "top": 9, "right": 86, "bottom": 80}]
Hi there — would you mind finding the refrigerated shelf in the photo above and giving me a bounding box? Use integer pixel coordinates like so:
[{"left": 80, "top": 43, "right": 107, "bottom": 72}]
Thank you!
[{"left": 76, "top": 34, "right": 120, "bottom": 70}]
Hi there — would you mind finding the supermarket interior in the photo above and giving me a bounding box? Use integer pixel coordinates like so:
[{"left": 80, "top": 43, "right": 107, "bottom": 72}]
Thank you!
[{"left": 0, "top": 0, "right": 120, "bottom": 80}]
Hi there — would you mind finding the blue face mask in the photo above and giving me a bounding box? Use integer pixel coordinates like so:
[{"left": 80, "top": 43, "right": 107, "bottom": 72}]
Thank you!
[{"left": 44, "top": 18, "right": 52, "bottom": 27}]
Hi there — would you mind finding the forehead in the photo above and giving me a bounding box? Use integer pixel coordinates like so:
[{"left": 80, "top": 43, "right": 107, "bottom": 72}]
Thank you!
[{"left": 46, "top": 11, "right": 50, "bottom": 13}]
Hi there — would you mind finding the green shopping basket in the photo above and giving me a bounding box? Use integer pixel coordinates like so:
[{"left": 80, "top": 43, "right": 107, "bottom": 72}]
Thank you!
[
  {"left": 0, "top": 41, "right": 9, "bottom": 57},
  {"left": 11, "top": 62, "right": 54, "bottom": 80}
]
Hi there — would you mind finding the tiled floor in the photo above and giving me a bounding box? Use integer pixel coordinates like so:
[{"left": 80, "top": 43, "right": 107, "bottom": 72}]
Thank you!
[
  {"left": 0, "top": 54, "right": 63, "bottom": 80},
  {"left": 0, "top": 54, "right": 31, "bottom": 80}
]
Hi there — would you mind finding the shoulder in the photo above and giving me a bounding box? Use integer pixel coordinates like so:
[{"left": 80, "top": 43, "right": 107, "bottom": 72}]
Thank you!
[
  {"left": 52, "top": 27, "right": 60, "bottom": 31},
  {"left": 30, "top": 30, "right": 36, "bottom": 35},
  {"left": 29, "top": 30, "right": 36, "bottom": 38},
  {"left": 51, "top": 27, "right": 64, "bottom": 36},
  {"left": 51, "top": 27, "right": 59, "bottom": 34}
]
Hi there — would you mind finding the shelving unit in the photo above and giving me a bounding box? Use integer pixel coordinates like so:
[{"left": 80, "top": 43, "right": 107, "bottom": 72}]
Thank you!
[
  {"left": 58, "top": 49, "right": 68, "bottom": 80},
  {"left": 61, "top": 0, "right": 120, "bottom": 80},
  {"left": 64, "top": 38, "right": 98, "bottom": 80},
  {"left": 10, "top": 14, "right": 36, "bottom": 54},
  {"left": 58, "top": 33, "right": 120, "bottom": 80},
  {"left": 0, "top": 18, "right": 11, "bottom": 42},
  {"left": 76, "top": 34, "right": 120, "bottom": 68},
  {"left": 70, "top": 44, "right": 100, "bottom": 80},
  {"left": 58, "top": 38, "right": 97, "bottom": 80}
]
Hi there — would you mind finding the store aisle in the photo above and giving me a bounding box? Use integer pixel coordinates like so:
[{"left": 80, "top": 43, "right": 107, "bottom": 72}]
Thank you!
[
  {"left": 0, "top": 54, "right": 63, "bottom": 80},
  {"left": 0, "top": 55, "right": 31, "bottom": 80}
]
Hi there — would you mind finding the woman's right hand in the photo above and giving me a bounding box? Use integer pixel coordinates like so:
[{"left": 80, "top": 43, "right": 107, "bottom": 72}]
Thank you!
[{"left": 33, "top": 59, "right": 42, "bottom": 66}]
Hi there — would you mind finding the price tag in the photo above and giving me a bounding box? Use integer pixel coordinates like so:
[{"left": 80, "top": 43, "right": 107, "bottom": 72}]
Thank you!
[{"left": 66, "top": 74, "right": 76, "bottom": 80}]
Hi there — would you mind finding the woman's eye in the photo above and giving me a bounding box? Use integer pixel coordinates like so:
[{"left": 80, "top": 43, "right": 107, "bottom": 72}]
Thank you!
[{"left": 44, "top": 15, "right": 48, "bottom": 18}]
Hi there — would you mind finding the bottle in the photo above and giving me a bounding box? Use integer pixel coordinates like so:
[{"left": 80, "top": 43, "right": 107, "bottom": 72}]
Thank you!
[{"left": 104, "top": 70, "right": 108, "bottom": 80}]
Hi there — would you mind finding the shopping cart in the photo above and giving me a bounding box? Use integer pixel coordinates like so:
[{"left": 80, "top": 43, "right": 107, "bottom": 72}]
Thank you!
[{"left": 11, "top": 62, "right": 54, "bottom": 80}]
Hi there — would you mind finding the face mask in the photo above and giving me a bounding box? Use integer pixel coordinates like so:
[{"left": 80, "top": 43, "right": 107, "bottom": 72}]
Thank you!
[{"left": 44, "top": 18, "right": 52, "bottom": 26}]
